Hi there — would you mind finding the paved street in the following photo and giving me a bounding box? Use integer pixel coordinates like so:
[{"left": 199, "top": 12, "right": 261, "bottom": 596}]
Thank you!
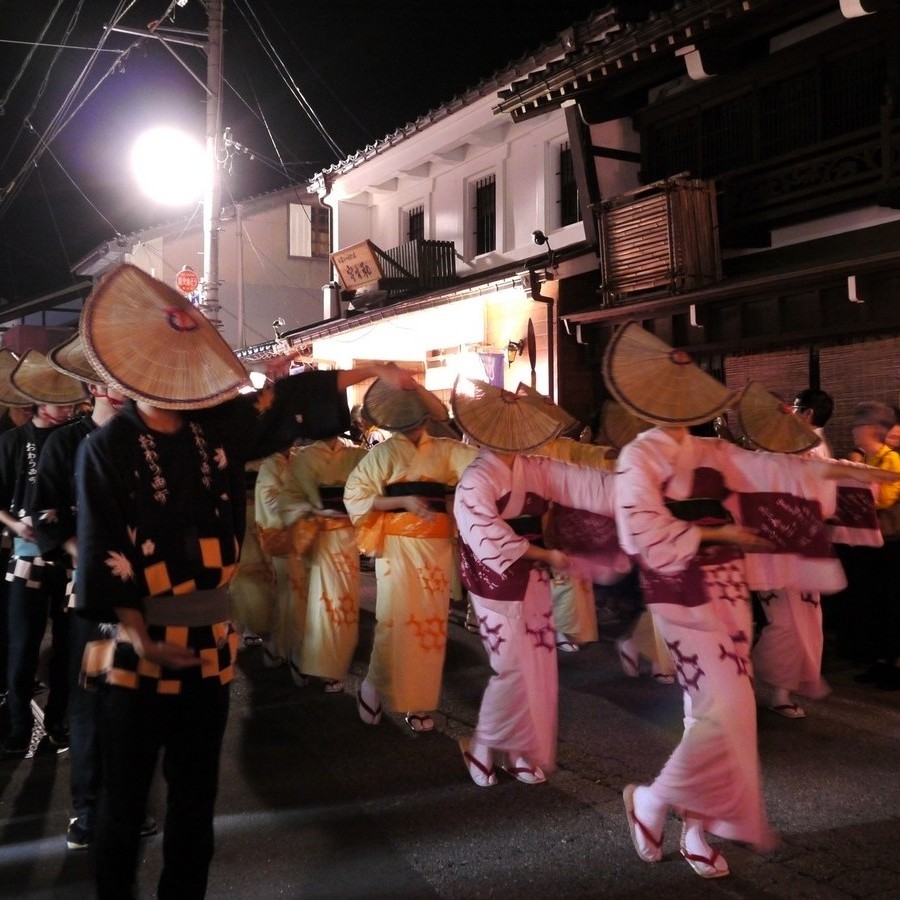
[{"left": 2, "top": 571, "right": 900, "bottom": 899}]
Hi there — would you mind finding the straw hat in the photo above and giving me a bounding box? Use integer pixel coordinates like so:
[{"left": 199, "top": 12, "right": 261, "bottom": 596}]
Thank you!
[
  {"left": 81, "top": 263, "right": 250, "bottom": 410},
  {"left": 600, "top": 399, "right": 652, "bottom": 450},
  {"left": 514, "top": 383, "right": 578, "bottom": 434},
  {"left": 362, "top": 377, "right": 448, "bottom": 431},
  {"left": 10, "top": 349, "right": 89, "bottom": 405},
  {"left": 48, "top": 332, "right": 102, "bottom": 384},
  {"left": 450, "top": 376, "right": 570, "bottom": 453},
  {"left": 602, "top": 321, "right": 739, "bottom": 426},
  {"left": 737, "top": 381, "right": 820, "bottom": 454},
  {"left": 0, "top": 348, "right": 33, "bottom": 407}
]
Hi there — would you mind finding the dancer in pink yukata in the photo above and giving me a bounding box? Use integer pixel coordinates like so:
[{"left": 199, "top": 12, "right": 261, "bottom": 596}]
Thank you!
[
  {"left": 739, "top": 384, "right": 851, "bottom": 717},
  {"left": 605, "top": 322, "right": 898, "bottom": 880},
  {"left": 452, "top": 378, "right": 627, "bottom": 786}
]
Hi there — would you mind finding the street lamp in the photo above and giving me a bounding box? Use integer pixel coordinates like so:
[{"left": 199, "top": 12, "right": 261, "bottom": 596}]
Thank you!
[{"left": 131, "top": 127, "right": 206, "bottom": 206}]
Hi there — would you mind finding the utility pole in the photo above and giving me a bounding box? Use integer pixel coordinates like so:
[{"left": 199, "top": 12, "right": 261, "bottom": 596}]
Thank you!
[{"left": 200, "top": 0, "right": 224, "bottom": 330}]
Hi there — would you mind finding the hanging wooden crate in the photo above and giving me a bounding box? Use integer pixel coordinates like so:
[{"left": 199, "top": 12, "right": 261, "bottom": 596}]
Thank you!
[{"left": 598, "top": 176, "right": 722, "bottom": 306}]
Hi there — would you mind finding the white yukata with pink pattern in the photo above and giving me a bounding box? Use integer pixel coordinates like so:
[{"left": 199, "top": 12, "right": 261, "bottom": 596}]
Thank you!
[
  {"left": 454, "top": 450, "right": 622, "bottom": 772},
  {"left": 748, "top": 434, "right": 882, "bottom": 701},
  {"left": 616, "top": 427, "right": 844, "bottom": 851}
]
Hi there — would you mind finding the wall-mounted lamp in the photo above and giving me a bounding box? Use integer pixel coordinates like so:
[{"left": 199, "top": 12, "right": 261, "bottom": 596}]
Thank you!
[
  {"left": 272, "top": 316, "right": 286, "bottom": 338},
  {"left": 507, "top": 339, "right": 525, "bottom": 367}
]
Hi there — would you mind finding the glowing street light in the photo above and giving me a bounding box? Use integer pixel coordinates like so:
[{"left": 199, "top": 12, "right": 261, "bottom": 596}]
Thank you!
[{"left": 130, "top": 126, "right": 206, "bottom": 206}]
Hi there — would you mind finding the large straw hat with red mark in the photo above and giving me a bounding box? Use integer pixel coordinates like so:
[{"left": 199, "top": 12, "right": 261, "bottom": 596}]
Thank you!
[
  {"left": 81, "top": 263, "right": 250, "bottom": 410},
  {"left": 737, "top": 381, "right": 820, "bottom": 454},
  {"left": 602, "top": 321, "right": 739, "bottom": 426}
]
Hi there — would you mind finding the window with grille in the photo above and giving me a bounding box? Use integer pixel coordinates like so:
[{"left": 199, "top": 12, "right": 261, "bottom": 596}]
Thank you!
[
  {"left": 407, "top": 205, "right": 424, "bottom": 242},
  {"left": 289, "top": 203, "right": 330, "bottom": 258},
  {"left": 474, "top": 174, "right": 496, "bottom": 256},
  {"left": 558, "top": 142, "right": 582, "bottom": 227}
]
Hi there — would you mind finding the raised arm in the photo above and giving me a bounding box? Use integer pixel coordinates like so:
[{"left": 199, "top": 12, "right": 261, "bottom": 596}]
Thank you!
[{"left": 336, "top": 362, "right": 417, "bottom": 393}]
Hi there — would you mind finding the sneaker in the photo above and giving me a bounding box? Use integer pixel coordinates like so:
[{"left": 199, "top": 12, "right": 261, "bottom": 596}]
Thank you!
[
  {"left": 46, "top": 724, "right": 70, "bottom": 753},
  {"left": 66, "top": 817, "right": 92, "bottom": 850},
  {"left": 1, "top": 729, "right": 32, "bottom": 758},
  {"left": 140, "top": 815, "right": 159, "bottom": 838}
]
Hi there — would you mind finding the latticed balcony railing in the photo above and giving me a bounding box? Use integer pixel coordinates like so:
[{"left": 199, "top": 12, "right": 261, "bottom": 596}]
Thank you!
[{"left": 717, "top": 115, "right": 900, "bottom": 244}]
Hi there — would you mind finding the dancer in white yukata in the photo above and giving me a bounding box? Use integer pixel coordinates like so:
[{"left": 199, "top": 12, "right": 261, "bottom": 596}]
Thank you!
[
  {"left": 452, "top": 378, "right": 627, "bottom": 786},
  {"left": 740, "top": 385, "right": 847, "bottom": 717},
  {"left": 606, "top": 322, "right": 897, "bottom": 880},
  {"left": 344, "top": 379, "right": 476, "bottom": 733},
  {"left": 532, "top": 433, "right": 619, "bottom": 651}
]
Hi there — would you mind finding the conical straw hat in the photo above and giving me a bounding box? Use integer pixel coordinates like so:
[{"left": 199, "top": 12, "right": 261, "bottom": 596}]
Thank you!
[
  {"left": 602, "top": 321, "right": 739, "bottom": 426},
  {"left": 10, "top": 349, "right": 89, "bottom": 404},
  {"left": 737, "top": 381, "right": 820, "bottom": 454},
  {"left": 515, "top": 383, "right": 578, "bottom": 433},
  {"left": 81, "top": 263, "right": 250, "bottom": 410},
  {"left": 450, "top": 376, "right": 569, "bottom": 452},
  {"left": 600, "top": 399, "right": 651, "bottom": 450},
  {"left": 363, "top": 377, "right": 448, "bottom": 431},
  {"left": 48, "top": 332, "right": 102, "bottom": 384},
  {"left": 0, "top": 348, "right": 32, "bottom": 407}
]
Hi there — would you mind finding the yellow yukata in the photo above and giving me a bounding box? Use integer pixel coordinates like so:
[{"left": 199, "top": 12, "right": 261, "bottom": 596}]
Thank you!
[
  {"left": 228, "top": 460, "right": 277, "bottom": 637},
  {"left": 255, "top": 449, "right": 309, "bottom": 662},
  {"left": 280, "top": 437, "right": 367, "bottom": 682},
  {"left": 343, "top": 432, "right": 477, "bottom": 712}
]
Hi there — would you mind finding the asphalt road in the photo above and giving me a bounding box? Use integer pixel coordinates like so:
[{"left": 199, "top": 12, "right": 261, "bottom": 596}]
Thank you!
[{"left": 2, "top": 572, "right": 900, "bottom": 899}]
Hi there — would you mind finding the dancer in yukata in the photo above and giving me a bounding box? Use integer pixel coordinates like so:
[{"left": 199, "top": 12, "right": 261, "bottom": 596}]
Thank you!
[
  {"left": 738, "top": 383, "right": 850, "bottom": 717},
  {"left": 280, "top": 428, "right": 367, "bottom": 693},
  {"left": 451, "top": 378, "right": 627, "bottom": 786},
  {"left": 606, "top": 322, "right": 899, "bottom": 880},
  {"left": 343, "top": 379, "right": 476, "bottom": 733}
]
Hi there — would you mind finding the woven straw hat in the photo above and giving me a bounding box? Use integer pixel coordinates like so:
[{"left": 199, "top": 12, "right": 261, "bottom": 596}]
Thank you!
[
  {"left": 450, "top": 376, "right": 570, "bottom": 452},
  {"left": 362, "top": 377, "right": 449, "bottom": 431},
  {"left": 0, "top": 349, "right": 32, "bottom": 407},
  {"left": 737, "top": 381, "right": 820, "bottom": 454},
  {"left": 10, "top": 349, "right": 89, "bottom": 405},
  {"left": 514, "top": 383, "right": 578, "bottom": 433},
  {"left": 48, "top": 332, "right": 102, "bottom": 384},
  {"left": 81, "top": 263, "right": 250, "bottom": 409},
  {"left": 602, "top": 321, "right": 739, "bottom": 426},
  {"left": 600, "top": 399, "right": 652, "bottom": 450}
]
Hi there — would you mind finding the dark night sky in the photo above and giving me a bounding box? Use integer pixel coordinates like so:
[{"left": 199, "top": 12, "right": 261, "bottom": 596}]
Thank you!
[{"left": 0, "top": 0, "right": 601, "bottom": 306}]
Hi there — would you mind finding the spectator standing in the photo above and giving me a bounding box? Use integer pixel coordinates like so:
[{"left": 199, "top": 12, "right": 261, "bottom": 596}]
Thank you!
[
  {"left": 839, "top": 401, "right": 900, "bottom": 689},
  {"left": 72, "top": 263, "right": 417, "bottom": 900},
  {"left": 0, "top": 350, "right": 87, "bottom": 757}
]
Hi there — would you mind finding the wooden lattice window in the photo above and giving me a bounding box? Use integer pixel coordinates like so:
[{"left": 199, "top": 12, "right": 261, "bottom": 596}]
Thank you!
[
  {"left": 474, "top": 175, "right": 496, "bottom": 256},
  {"left": 407, "top": 205, "right": 424, "bottom": 242},
  {"left": 558, "top": 142, "right": 582, "bottom": 227}
]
